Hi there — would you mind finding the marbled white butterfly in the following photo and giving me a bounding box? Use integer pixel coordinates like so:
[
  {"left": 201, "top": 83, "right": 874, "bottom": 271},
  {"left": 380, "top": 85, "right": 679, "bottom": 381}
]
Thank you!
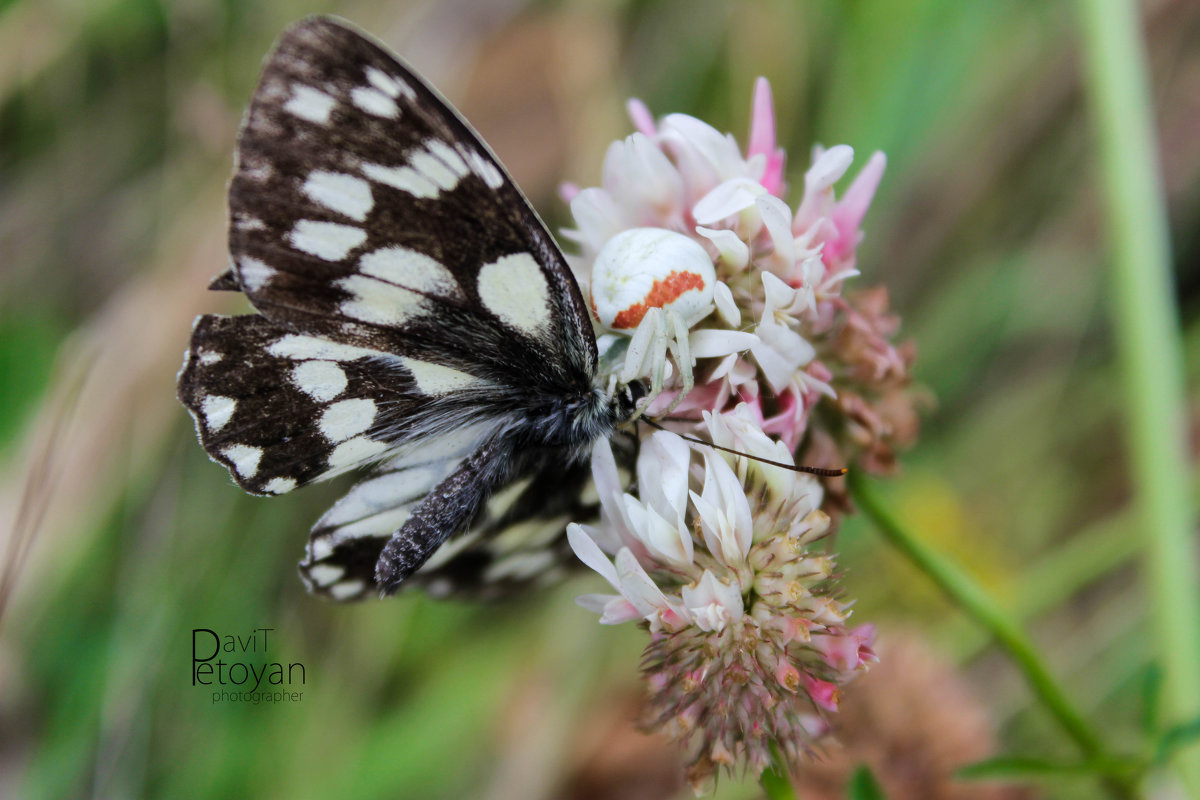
[{"left": 178, "top": 16, "right": 643, "bottom": 601}]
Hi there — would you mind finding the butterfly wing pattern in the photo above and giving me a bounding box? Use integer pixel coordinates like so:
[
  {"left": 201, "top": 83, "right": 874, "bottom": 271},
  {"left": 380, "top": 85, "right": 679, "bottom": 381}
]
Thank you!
[{"left": 178, "top": 16, "right": 637, "bottom": 600}]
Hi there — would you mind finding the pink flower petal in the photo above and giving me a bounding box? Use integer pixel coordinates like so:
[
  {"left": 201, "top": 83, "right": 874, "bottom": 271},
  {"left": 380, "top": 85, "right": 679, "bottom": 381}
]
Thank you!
[
  {"left": 626, "top": 97, "right": 657, "bottom": 137},
  {"left": 802, "top": 674, "right": 840, "bottom": 712},
  {"left": 747, "top": 77, "right": 786, "bottom": 196}
]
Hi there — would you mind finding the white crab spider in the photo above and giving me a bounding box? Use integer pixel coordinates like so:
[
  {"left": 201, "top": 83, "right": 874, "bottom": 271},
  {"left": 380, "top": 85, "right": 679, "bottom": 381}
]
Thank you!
[{"left": 590, "top": 228, "right": 718, "bottom": 414}]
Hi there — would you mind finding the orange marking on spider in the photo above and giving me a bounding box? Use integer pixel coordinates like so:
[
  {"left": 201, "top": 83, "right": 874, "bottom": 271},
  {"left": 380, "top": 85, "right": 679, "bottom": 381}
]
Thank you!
[{"left": 611, "top": 271, "right": 707, "bottom": 329}]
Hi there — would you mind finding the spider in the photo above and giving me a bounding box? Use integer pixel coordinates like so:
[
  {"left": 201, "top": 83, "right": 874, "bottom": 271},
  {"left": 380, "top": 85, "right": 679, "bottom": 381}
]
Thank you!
[{"left": 589, "top": 227, "right": 717, "bottom": 415}]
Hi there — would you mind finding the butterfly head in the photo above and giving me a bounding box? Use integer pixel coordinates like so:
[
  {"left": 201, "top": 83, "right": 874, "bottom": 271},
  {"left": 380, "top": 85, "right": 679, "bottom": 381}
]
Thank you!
[{"left": 616, "top": 379, "right": 648, "bottom": 422}]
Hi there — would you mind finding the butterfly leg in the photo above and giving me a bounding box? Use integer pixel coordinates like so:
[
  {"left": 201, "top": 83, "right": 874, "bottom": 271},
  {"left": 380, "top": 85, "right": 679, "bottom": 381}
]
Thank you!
[{"left": 375, "top": 438, "right": 511, "bottom": 595}]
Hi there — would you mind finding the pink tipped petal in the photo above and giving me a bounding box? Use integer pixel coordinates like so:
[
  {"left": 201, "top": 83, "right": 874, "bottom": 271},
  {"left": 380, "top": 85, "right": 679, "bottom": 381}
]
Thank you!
[
  {"left": 599, "top": 596, "right": 644, "bottom": 625},
  {"left": 802, "top": 674, "right": 841, "bottom": 712},
  {"left": 747, "top": 78, "right": 787, "bottom": 195},
  {"left": 627, "top": 97, "right": 657, "bottom": 137},
  {"left": 558, "top": 181, "right": 580, "bottom": 204},
  {"left": 775, "top": 661, "right": 802, "bottom": 693},
  {"left": 826, "top": 150, "right": 887, "bottom": 264},
  {"left": 747, "top": 77, "right": 776, "bottom": 158}
]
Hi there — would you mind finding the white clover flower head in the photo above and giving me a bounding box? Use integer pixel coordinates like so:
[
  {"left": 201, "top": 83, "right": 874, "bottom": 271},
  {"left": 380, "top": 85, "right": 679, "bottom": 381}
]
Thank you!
[{"left": 568, "top": 419, "right": 873, "bottom": 787}]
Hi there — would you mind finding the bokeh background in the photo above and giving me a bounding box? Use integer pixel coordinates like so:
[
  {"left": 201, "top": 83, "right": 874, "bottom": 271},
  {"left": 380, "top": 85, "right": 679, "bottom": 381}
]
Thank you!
[{"left": 3, "top": 1, "right": 1199, "bottom": 798}]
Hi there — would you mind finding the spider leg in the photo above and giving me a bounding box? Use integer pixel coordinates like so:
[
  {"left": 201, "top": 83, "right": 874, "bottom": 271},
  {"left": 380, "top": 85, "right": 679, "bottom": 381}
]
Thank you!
[{"left": 661, "top": 311, "right": 694, "bottom": 415}]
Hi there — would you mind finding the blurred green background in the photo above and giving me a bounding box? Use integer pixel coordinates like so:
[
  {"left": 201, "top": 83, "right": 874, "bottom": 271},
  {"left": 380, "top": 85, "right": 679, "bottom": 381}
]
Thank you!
[{"left": 2, "top": 1, "right": 1199, "bottom": 798}]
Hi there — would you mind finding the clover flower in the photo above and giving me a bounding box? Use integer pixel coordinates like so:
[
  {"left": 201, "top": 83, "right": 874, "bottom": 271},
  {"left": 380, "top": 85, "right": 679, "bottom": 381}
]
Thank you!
[
  {"left": 563, "top": 78, "right": 915, "bottom": 472},
  {"left": 568, "top": 413, "right": 875, "bottom": 790},
  {"left": 562, "top": 78, "right": 914, "bottom": 789}
]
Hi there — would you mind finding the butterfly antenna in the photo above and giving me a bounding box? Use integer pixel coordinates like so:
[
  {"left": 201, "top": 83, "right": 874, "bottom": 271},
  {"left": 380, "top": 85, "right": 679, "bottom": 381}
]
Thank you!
[{"left": 639, "top": 417, "right": 848, "bottom": 478}]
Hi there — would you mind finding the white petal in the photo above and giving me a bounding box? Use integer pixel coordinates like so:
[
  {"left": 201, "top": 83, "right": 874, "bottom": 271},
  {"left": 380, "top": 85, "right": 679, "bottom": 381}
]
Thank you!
[
  {"left": 604, "top": 133, "right": 683, "bottom": 217},
  {"left": 598, "top": 596, "right": 644, "bottom": 625},
  {"left": 711, "top": 280, "right": 742, "bottom": 326},
  {"left": 614, "top": 548, "right": 685, "bottom": 629},
  {"left": 761, "top": 270, "right": 799, "bottom": 317},
  {"left": 681, "top": 571, "right": 744, "bottom": 631},
  {"left": 569, "top": 188, "right": 627, "bottom": 252},
  {"left": 567, "top": 523, "right": 621, "bottom": 589},
  {"left": 752, "top": 321, "right": 815, "bottom": 393},
  {"left": 624, "top": 496, "right": 693, "bottom": 569},
  {"left": 639, "top": 431, "right": 691, "bottom": 522},
  {"left": 756, "top": 194, "right": 796, "bottom": 268},
  {"left": 693, "top": 178, "right": 764, "bottom": 224},
  {"left": 696, "top": 228, "right": 750, "bottom": 272},
  {"left": 689, "top": 328, "right": 757, "bottom": 359},
  {"left": 806, "top": 144, "right": 854, "bottom": 193}
]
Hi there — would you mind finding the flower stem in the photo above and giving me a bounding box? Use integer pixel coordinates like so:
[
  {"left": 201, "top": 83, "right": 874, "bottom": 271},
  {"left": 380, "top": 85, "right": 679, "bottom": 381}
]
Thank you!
[
  {"left": 761, "top": 742, "right": 798, "bottom": 800},
  {"left": 849, "top": 471, "right": 1141, "bottom": 800},
  {"left": 1075, "top": 0, "right": 1200, "bottom": 795}
]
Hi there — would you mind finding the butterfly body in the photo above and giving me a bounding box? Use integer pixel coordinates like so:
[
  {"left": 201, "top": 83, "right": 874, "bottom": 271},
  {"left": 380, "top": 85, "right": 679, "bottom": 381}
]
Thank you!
[{"left": 178, "top": 16, "right": 641, "bottom": 599}]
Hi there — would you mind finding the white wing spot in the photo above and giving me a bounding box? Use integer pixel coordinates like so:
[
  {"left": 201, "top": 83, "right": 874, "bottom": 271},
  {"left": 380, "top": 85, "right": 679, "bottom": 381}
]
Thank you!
[
  {"left": 484, "top": 550, "right": 559, "bottom": 582},
  {"left": 486, "top": 478, "right": 533, "bottom": 520},
  {"left": 306, "top": 564, "right": 345, "bottom": 585},
  {"left": 421, "top": 530, "right": 483, "bottom": 572},
  {"left": 327, "top": 435, "right": 390, "bottom": 471},
  {"left": 222, "top": 444, "right": 263, "bottom": 479},
  {"left": 477, "top": 253, "right": 552, "bottom": 337},
  {"left": 365, "top": 67, "right": 401, "bottom": 97},
  {"left": 350, "top": 86, "right": 399, "bottom": 119},
  {"left": 362, "top": 162, "right": 439, "bottom": 199},
  {"left": 291, "top": 360, "right": 348, "bottom": 402},
  {"left": 334, "top": 507, "right": 412, "bottom": 538},
  {"left": 302, "top": 171, "right": 374, "bottom": 222},
  {"left": 409, "top": 139, "right": 467, "bottom": 192},
  {"left": 290, "top": 220, "right": 366, "bottom": 261},
  {"left": 202, "top": 395, "right": 237, "bottom": 432},
  {"left": 283, "top": 84, "right": 336, "bottom": 125},
  {"left": 320, "top": 468, "right": 440, "bottom": 528},
  {"left": 237, "top": 257, "right": 275, "bottom": 292},
  {"left": 262, "top": 477, "right": 297, "bottom": 495},
  {"left": 359, "top": 247, "right": 461, "bottom": 298},
  {"left": 328, "top": 579, "right": 366, "bottom": 601},
  {"left": 361, "top": 139, "right": 471, "bottom": 199},
  {"left": 400, "top": 357, "right": 480, "bottom": 396},
  {"left": 198, "top": 351, "right": 223, "bottom": 366},
  {"left": 365, "top": 66, "right": 414, "bottom": 99},
  {"left": 458, "top": 145, "right": 504, "bottom": 188},
  {"left": 337, "top": 274, "right": 430, "bottom": 327},
  {"left": 268, "top": 335, "right": 383, "bottom": 362},
  {"left": 319, "top": 398, "right": 377, "bottom": 443}
]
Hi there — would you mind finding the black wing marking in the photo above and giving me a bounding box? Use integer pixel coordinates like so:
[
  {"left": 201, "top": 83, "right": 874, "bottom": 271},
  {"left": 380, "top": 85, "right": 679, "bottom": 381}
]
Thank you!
[{"left": 227, "top": 16, "right": 596, "bottom": 394}]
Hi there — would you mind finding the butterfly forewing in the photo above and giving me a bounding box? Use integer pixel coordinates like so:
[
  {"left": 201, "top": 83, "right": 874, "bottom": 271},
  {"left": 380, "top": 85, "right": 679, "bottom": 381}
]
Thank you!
[{"left": 227, "top": 17, "right": 596, "bottom": 387}]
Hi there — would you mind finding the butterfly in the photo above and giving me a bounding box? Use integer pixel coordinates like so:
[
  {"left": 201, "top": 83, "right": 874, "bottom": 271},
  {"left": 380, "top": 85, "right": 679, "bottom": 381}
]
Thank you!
[{"left": 177, "top": 16, "right": 644, "bottom": 601}]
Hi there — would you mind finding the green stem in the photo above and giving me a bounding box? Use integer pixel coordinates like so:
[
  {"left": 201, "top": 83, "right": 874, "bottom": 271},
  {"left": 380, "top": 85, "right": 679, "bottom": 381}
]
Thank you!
[
  {"left": 1076, "top": 0, "right": 1200, "bottom": 794},
  {"left": 849, "top": 471, "right": 1140, "bottom": 800},
  {"left": 761, "top": 742, "right": 799, "bottom": 800}
]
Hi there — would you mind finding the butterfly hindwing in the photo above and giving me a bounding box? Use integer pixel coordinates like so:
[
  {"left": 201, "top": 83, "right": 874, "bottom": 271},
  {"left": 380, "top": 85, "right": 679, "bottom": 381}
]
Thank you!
[{"left": 299, "top": 440, "right": 624, "bottom": 601}]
